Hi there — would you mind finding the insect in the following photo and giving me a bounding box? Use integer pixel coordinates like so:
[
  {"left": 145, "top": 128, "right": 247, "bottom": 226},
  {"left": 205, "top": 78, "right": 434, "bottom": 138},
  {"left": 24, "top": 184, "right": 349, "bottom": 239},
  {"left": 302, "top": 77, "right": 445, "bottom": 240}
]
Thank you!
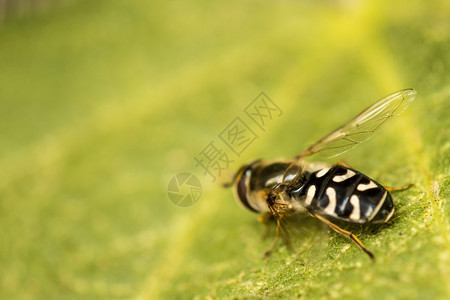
[{"left": 227, "top": 89, "right": 417, "bottom": 260}]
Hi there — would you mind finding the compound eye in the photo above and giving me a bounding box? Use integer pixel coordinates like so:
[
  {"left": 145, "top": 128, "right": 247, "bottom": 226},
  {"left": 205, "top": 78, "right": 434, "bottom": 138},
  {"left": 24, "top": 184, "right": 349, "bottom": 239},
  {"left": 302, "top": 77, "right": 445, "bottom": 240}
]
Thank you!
[
  {"left": 234, "top": 168, "right": 258, "bottom": 212},
  {"left": 236, "top": 172, "right": 247, "bottom": 204}
]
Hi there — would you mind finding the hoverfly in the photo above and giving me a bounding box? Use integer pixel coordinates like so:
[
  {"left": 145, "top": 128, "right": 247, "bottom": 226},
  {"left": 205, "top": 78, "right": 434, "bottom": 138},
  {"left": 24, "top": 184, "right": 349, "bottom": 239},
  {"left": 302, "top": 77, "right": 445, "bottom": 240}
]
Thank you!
[{"left": 227, "top": 89, "right": 416, "bottom": 260}]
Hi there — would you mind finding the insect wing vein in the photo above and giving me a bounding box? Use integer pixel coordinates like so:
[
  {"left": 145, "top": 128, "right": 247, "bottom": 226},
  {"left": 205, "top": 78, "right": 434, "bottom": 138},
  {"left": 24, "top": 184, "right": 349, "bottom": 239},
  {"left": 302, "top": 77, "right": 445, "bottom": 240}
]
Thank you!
[{"left": 296, "top": 89, "right": 416, "bottom": 159}]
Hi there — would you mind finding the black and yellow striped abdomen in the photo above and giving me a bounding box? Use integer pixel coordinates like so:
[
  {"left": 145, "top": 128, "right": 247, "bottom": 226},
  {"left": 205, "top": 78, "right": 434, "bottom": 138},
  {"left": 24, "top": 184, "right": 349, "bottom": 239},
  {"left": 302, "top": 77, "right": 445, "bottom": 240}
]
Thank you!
[{"left": 289, "top": 165, "right": 394, "bottom": 224}]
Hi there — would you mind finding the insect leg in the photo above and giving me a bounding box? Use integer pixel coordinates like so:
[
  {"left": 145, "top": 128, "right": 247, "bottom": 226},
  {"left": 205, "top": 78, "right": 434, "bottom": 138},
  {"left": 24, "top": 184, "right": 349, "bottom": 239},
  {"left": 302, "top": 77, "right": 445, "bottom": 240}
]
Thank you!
[
  {"left": 258, "top": 212, "right": 273, "bottom": 240},
  {"left": 261, "top": 214, "right": 293, "bottom": 258},
  {"left": 263, "top": 215, "right": 282, "bottom": 258},
  {"left": 311, "top": 212, "right": 375, "bottom": 260},
  {"left": 385, "top": 183, "right": 415, "bottom": 192},
  {"left": 279, "top": 218, "right": 293, "bottom": 252},
  {"left": 222, "top": 181, "right": 233, "bottom": 188}
]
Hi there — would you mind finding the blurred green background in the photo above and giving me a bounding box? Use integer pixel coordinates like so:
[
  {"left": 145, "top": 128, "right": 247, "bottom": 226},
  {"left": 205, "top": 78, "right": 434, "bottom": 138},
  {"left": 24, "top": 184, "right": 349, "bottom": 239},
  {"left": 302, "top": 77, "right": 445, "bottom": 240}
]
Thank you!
[{"left": 0, "top": 0, "right": 449, "bottom": 299}]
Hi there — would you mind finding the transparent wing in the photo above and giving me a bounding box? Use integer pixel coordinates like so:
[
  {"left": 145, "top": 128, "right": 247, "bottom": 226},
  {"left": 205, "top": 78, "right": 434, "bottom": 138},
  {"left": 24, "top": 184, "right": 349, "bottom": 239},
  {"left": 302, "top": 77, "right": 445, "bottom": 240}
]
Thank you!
[{"left": 297, "top": 89, "right": 417, "bottom": 159}]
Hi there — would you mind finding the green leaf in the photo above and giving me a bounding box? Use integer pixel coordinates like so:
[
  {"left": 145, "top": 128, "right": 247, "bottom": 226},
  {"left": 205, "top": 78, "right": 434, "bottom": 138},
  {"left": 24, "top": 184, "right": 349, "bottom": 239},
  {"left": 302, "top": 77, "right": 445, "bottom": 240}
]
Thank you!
[{"left": 0, "top": 0, "right": 448, "bottom": 299}]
